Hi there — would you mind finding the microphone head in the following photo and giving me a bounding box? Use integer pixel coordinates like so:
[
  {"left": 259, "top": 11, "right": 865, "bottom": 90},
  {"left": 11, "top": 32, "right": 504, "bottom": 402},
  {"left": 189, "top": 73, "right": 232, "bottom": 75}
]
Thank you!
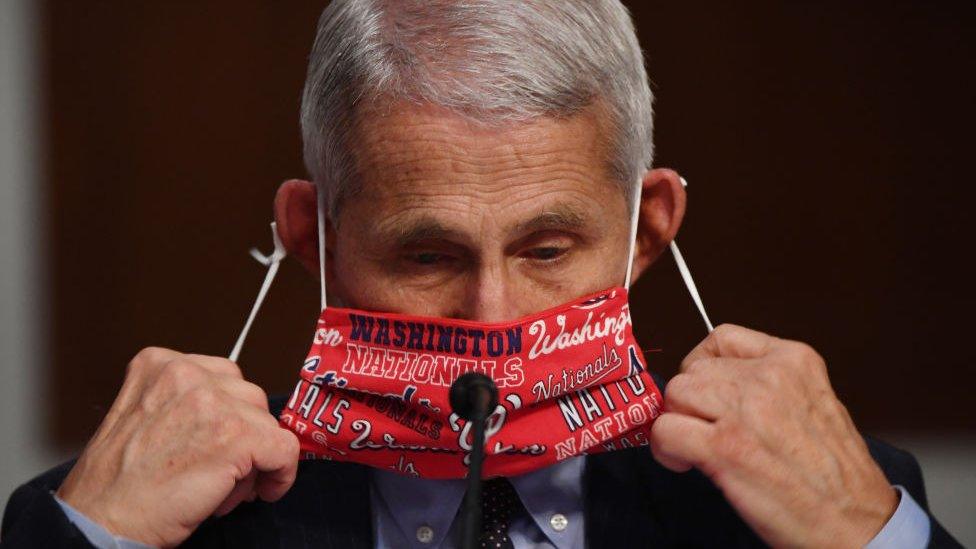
[{"left": 449, "top": 372, "right": 499, "bottom": 421}]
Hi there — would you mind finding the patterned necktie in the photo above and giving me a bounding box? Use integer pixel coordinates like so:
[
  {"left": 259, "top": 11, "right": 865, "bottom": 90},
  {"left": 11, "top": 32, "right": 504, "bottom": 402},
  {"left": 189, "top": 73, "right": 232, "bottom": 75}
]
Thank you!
[{"left": 479, "top": 477, "right": 525, "bottom": 549}]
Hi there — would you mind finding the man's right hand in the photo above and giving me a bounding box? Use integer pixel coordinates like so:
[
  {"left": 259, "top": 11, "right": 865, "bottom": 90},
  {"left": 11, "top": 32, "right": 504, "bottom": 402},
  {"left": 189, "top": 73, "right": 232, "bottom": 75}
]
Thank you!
[{"left": 56, "top": 347, "right": 300, "bottom": 548}]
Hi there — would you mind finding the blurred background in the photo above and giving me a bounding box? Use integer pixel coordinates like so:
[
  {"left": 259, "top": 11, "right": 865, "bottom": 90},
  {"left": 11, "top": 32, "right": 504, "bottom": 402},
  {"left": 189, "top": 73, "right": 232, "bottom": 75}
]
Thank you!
[{"left": 1, "top": 0, "right": 973, "bottom": 543}]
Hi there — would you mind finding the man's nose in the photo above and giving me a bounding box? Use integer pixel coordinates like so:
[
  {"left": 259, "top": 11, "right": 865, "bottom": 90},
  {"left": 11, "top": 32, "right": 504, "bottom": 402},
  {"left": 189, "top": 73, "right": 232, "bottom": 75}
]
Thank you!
[{"left": 453, "top": 266, "right": 520, "bottom": 323}]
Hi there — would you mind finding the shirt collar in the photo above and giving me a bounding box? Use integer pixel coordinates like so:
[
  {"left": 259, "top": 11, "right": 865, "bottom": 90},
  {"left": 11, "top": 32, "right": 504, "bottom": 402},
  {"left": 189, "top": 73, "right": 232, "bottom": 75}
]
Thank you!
[
  {"left": 510, "top": 456, "right": 585, "bottom": 548},
  {"left": 371, "top": 467, "right": 467, "bottom": 548},
  {"left": 370, "top": 457, "right": 586, "bottom": 549}
]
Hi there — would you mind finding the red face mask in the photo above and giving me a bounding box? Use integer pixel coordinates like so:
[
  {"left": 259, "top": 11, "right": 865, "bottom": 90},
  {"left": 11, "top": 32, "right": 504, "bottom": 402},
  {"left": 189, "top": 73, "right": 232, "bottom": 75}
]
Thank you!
[
  {"left": 229, "top": 177, "right": 712, "bottom": 479},
  {"left": 277, "top": 286, "right": 662, "bottom": 479}
]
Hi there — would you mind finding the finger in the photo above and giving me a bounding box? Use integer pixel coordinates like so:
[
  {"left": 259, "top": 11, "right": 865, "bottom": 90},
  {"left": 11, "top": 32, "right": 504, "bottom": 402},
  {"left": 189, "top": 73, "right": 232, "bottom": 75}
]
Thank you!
[
  {"left": 254, "top": 429, "right": 300, "bottom": 502},
  {"left": 184, "top": 354, "right": 244, "bottom": 379},
  {"left": 236, "top": 406, "right": 300, "bottom": 502},
  {"left": 215, "top": 470, "right": 257, "bottom": 517},
  {"left": 680, "top": 355, "right": 762, "bottom": 380},
  {"left": 107, "top": 347, "right": 186, "bottom": 425},
  {"left": 648, "top": 412, "right": 715, "bottom": 473},
  {"left": 215, "top": 378, "right": 270, "bottom": 411},
  {"left": 129, "top": 346, "right": 182, "bottom": 373},
  {"left": 652, "top": 447, "right": 693, "bottom": 473},
  {"left": 119, "top": 346, "right": 184, "bottom": 399},
  {"left": 665, "top": 361, "right": 751, "bottom": 421},
  {"left": 682, "top": 324, "right": 776, "bottom": 366}
]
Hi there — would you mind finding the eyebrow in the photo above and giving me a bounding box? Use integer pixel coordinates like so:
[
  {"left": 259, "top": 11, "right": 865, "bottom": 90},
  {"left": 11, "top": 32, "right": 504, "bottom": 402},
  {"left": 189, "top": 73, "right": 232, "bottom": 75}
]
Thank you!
[
  {"left": 511, "top": 205, "right": 589, "bottom": 236},
  {"left": 384, "top": 217, "right": 468, "bottom": 248}
]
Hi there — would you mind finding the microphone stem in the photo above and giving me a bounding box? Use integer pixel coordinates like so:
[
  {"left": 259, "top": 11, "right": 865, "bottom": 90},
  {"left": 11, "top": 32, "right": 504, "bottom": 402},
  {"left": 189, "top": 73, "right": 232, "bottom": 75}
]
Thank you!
[{"left": 459, "top": 401, "right": 489, "bottom": 549}]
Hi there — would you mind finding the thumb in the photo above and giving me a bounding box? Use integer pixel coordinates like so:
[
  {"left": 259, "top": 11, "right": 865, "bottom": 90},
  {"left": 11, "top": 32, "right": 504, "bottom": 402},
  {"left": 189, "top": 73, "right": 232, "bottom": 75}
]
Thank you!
[
  {"left": 649, "top": 412, "right": 713, "bottom": 473},
  {"left": 254, "top": 428, "right": 301, "bottom": 502}
]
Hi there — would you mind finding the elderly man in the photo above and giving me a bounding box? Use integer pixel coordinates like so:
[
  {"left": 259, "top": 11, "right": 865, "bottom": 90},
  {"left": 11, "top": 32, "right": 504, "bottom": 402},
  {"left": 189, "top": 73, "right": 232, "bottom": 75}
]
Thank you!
[{"left": 1, "top": 1, "right": 960, "bottom": 547}]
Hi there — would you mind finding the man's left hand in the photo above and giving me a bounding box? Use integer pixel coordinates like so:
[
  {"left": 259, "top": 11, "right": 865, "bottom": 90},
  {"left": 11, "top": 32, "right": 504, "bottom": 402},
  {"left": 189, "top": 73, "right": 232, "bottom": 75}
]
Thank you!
[{"left": 649, "top": 324, "right": 898, "bottom": 547}]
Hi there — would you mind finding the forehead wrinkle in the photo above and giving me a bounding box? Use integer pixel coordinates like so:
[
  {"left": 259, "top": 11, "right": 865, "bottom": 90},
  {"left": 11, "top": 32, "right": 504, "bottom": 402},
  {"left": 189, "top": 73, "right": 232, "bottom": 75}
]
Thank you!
[
  {"left": 354, "top": 101, "right": 616, "bottom": 178},
  {"left": 360, "top": 138, "right": 594, "bottom": 184}
]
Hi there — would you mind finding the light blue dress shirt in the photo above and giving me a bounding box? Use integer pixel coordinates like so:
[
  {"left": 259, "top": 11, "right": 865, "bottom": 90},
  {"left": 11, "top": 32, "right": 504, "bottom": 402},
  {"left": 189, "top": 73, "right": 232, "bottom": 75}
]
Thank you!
[
  {"left": 370, "top": 457, "right": 586, "bottom": 549},
  {"left": 864, "top": 487, "right": 931, "bottom": 549},
  {"left": 56, "top": 460, "right": 930, "bottom": 549}
]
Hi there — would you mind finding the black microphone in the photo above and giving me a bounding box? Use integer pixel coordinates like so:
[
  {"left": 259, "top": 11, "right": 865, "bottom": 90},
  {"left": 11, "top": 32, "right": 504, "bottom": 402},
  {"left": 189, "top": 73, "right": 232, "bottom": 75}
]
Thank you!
[{"left": 449, "top": 372, "right": 499, "bottom": 549}]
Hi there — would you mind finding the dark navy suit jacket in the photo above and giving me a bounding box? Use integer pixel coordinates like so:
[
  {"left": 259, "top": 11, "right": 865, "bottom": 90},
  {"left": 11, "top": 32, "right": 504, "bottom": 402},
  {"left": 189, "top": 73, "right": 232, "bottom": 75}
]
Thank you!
[{"left": 1, "top": 395, "right": 962, "bottom": 548}]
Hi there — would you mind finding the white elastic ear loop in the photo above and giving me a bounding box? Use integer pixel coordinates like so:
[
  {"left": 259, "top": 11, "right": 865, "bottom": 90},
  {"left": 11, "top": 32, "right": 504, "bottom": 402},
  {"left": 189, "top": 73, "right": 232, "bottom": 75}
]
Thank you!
[
  {"left": 317, "top": 188, "right": 328, "bottom": 311},
  {"left": 670, "top": 240, "right": 714, "bottom": 332},
  {"left": 622, "top": 176, "right": 642, "bottom": 291},
  {"left": 625, "top": 175, "right": 714, "bottom": 332},
  {"left": 228, "top": 222, "right": 287, "bottom": 363},
  {"left": 671, "top": 177, "right": 714, "bottom": 332}
]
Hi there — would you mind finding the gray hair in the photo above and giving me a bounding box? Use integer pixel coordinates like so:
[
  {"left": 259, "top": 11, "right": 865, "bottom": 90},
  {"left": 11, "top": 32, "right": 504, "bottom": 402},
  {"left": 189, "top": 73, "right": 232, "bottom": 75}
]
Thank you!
[{"left": 301, "top": 0, "right": 654, "bottom": 220}]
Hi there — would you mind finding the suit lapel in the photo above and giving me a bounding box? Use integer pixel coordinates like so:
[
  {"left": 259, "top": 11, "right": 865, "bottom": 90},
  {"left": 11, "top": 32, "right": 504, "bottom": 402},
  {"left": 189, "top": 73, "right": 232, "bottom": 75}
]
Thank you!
[
  {"left": 270, "top": 459, "right": 374, "bottom": 549},
  {"left": 583, "top": 449, "right": 661, "bottom": 547},
  {"left": 583, "top": 371, "right": 669, "bottom": 546},
  {"left": 195, "top": 458, "right": 374, "bottom": 549}
]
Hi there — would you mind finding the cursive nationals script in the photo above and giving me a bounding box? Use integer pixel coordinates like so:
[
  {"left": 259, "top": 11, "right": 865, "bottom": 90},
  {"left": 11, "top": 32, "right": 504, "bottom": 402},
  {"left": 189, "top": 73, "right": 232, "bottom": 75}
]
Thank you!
[
  {"left": 531, "top": 344, "right": 622, "bottom": 402},
  {"left": 528, "top": 305, "right": 631, "bottom": 360}
]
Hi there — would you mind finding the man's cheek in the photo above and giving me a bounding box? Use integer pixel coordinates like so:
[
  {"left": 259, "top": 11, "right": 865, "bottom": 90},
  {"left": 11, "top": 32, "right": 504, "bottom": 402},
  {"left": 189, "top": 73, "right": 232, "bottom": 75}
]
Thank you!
[
  {"left": 557, "top": 251, "right": 628, "bottom": 297},
  {"left": 358, "top": 283, "right": 462, "bottom": 318}
]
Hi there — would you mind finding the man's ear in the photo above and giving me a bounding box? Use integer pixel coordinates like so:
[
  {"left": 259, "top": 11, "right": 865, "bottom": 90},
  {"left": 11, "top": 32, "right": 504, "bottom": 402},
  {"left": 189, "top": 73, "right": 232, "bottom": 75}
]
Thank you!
[
  {"left": 273, "top": 179, "right": 334, "bottom": 279},
  {"left": 628, "top": 168, "right": 687, "bottom": 284}
]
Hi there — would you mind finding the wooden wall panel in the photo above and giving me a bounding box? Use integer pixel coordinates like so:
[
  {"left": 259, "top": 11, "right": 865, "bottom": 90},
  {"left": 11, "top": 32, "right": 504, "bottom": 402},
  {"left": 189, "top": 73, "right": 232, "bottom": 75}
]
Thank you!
[{"left": 43, "top": 1, "right": 327, "bottom": 447}]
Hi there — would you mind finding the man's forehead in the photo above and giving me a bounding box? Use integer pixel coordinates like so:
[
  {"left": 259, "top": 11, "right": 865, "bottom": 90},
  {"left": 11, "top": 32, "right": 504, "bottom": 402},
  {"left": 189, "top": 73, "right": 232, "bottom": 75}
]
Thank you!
[
  {"left": 351, "top": 101, "right": 614, "bottom": 183},
  {"left": 341, "top": 101, "right": 625, "bottom": 236}
]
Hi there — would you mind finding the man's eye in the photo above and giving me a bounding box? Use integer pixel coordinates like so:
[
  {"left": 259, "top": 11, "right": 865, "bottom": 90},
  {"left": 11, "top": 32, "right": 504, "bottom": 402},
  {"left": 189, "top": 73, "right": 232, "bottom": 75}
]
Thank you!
[
  {"left": 412, "top": 252, "right": 447, "bottom": 265},
  {"left": 527, "top": 247, "right": 565, "bottom": 261}
]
